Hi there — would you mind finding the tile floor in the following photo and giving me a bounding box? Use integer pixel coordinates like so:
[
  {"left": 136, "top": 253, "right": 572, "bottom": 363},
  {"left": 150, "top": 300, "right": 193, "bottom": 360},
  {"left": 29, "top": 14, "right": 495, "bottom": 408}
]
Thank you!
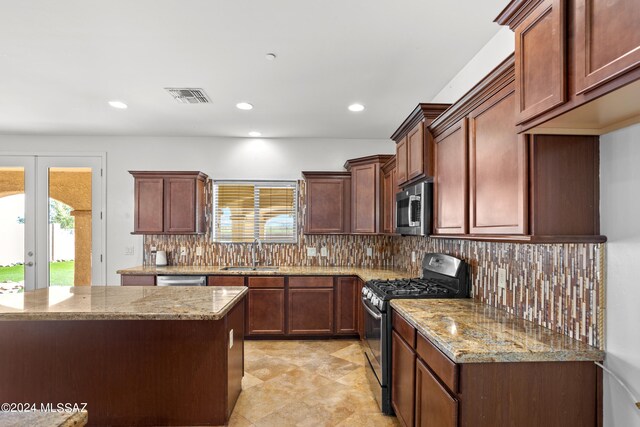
[{"left": 228, "top": 340, "right": 400, "bottom": 427}]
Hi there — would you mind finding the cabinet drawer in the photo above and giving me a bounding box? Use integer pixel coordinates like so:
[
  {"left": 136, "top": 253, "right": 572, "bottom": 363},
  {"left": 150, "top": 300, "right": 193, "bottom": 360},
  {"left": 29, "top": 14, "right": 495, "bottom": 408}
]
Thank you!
[
  {"left": 416, "top": 332, "right": 458, "bottom": 393},
  {"left": 288, "top": 276, "right": 333, "bottom": 288},
  {"left": 392, "top": 311, "right": 416, "bottom": 348},
  {"left": 247, "top": 276, "right": 285, "bottom": 288},
  {"left": 121, "top": 275, "right": 155, "bottom": 286},
  {"left": 207, "top": 276, "right": 246, "bottom": 286}
]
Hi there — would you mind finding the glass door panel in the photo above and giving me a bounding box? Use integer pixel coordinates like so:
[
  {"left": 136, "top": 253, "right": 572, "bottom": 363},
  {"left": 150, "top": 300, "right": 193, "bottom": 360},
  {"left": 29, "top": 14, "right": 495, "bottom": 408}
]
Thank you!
[{"left": 0, "top": 157, "right": 35, "bottom": 293}]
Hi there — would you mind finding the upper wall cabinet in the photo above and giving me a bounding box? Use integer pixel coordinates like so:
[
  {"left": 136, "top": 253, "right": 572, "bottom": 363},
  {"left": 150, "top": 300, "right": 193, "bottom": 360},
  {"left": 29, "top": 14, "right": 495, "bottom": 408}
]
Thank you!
[
  {"left": 429, "top": 56, "right": 605, "bottom": 243},
  {"left": 344, "top": 155, "right": 393, "bottom": 234},
  {"left": 496, "top": 0, "right": 640, "bottom": 135},
  {"left": 391, "top": 104, "right": 450, "bottom": 189},
  {"left": 130, "top": 171, "right": 207, "bottom": 235},
  {"left": 302, "top": 172, "right": 351, "bottom": 234},
  {"left": 381, "top": 156, "right": 397, "bottom": 235}
]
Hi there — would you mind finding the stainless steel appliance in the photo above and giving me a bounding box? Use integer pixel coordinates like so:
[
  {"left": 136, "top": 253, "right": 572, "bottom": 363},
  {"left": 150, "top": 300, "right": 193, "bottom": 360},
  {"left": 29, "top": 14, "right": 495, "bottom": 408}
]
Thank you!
[
  {"left": 395, "top": 180, "right": 432, "bottom": 236},
  {"left": 156, "top": 276, "right": 206, "bottom": 286},
  {"left": 362, "top": 253, "right": 469, "bottom": 414}
]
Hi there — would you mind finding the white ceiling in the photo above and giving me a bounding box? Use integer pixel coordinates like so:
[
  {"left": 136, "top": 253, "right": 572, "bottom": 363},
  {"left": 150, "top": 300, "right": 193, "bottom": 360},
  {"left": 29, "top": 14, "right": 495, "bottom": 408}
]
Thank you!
[{"left": 0, "top": 1, "right": 508, "bottom": 139}]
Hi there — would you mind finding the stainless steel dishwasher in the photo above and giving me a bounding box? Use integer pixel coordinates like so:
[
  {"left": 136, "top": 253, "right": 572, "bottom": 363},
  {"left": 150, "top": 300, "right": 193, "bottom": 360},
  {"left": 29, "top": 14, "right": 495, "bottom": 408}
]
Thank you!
[{"left": 156, "top": 276, "right": 206, "bottom": 286}]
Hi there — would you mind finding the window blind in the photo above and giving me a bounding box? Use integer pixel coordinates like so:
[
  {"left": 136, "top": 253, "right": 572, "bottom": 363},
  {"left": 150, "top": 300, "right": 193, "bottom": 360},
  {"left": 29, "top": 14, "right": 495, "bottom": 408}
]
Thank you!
[{"left": 213, "top": 181, "right": 298, "bottom": 243}]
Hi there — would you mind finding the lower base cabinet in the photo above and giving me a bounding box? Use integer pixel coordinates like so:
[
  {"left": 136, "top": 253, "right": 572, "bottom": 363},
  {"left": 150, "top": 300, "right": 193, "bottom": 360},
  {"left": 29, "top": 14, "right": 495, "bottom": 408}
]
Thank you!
[
  {"left": 247, "top": 288, "right": 285, "bottom": 335},
  {"left": 391, "top": 310, "right": 600, "bottom": 427},
  {"left": 288, "top": 288, "right": 334, "bottom": 334}
]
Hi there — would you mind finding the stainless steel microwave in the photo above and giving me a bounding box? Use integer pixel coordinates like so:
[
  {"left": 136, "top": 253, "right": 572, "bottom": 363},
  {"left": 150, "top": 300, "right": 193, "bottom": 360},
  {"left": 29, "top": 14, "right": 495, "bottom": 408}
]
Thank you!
[{"left": 395, "top": 180, "right": 432, "bottom": 236}]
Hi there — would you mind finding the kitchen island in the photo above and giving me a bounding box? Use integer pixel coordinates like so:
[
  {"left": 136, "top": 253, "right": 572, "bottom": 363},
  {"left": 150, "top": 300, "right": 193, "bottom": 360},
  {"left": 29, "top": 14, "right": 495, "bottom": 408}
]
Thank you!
[{"left": 0, "top": 286, "right": 247, "bottom": 426}]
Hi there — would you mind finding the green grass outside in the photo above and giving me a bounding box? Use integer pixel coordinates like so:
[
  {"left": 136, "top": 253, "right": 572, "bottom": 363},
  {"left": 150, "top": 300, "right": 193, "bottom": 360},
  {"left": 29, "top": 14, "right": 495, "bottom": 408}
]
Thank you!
[{"left": 0, "top": 261, "right": 75, "bottom": 286}]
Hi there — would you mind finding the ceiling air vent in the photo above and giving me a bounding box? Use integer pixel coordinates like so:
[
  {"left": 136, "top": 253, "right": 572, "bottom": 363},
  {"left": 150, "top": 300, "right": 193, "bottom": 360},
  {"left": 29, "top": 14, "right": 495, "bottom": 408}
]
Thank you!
[{"left": 165, "top": 88, "right": 211, "bottom": 104}]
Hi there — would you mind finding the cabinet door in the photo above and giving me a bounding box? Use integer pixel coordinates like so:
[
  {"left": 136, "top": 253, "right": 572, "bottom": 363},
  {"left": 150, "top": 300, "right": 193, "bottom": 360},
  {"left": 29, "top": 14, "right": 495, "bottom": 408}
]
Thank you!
[
  {"left": 407, "top": 121, "right": 425, "bottom": 180},
  {"left": 382, "top": 168, "right": 394, "bottom": 234},
  {"left": 514, "top": 0, "right": 566, "bottom": 123},
  {"left": 415, "top": 358, "right": 458, "bottom": 427},
  {"left": 434, "top": 119, "right": 468, "bottom": 235},
  {"left": 247, "top": 288, "right": 285, "bottom": 335},
  {"left": 165, "top": 178, "right": 196, "bottom": 233},
  {"left": 288, "top": 288, "right": 334, "bottom": 335},
  {"left": 396, "top": 137, "right": 408, "bottom": 185},
  {"left": 574, "top": 0, "right": 640, "bottom": 94},
  {"left": 469, "top": 85, "right": 527, "bottom": 235},
  {"left": 357, "top": 279, "right": 365, "bottom": 340},
  {"left": 335, "top": 277, "right": 358, "bottom": 335},
  {"left": 391, "top": 330, "right": 416, "bottom": 427},
  {"left": 305, "top": 177, "right": 350, "bottom": 233},
  {"left": 134, "top": 178, "right": 164, "bottom": 233},
  {"left": 121, "top": 275, "right": 155, "bottom": 286},
  {"left": 351, "top": 163, "right": 379, "bottom": 234}
]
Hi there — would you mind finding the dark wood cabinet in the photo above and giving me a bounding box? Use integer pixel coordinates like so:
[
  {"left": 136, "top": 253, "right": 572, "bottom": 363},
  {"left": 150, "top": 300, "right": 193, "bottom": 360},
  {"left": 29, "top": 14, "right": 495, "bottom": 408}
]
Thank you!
[
  {"left": 247, "top": 288, "right": 285, "bottom": 335},
  {"left": 345, "top": 155, "right": 393, "bottom": 234},
  {"left": 391, "top": 104, "right": 450, "bottom": 189},
  {"left": 396, "top": 137, "right": 408, "bottom": 185},
  {"left": 381, "top": 156, "right": 397, "bottom": 234},
  {"left": 207, "top": 276, "right": 246, "bottom": 286},
  {"left": 433, "top": 118, "right": 468, "bottom": 235},
  {"left": 288, "top": 288, "right": 334, "bottom": 335},
  {"left": 302, "top": 172, "right": 351, "bottom": 234},
  {"left": 428, "top": 55, "right": 604, "bottom": 243},
  {"left": 335, "top": 277, "right": 358, "bottom": 335},
  {"left": 468, "top": 84, "right": 527, "bottom": 235},
  {"left": 391, "top": 330, "right": 416, "bottom": 427},
  {"left": 513, "top": 0, "right": 566, "bottom": 124},
  {"left": 121, "top": 275, "right": 155, "bottom": 286},
  {"left": 415, "top": 358, "right": 458, "bottom": 427},
  {"left": 573, "top": 0, "right": 640, "bottom": 94},
  {"left": 130, "top": 171, "right": 207, "bottom": 235},
  {"left": 391, "top": 309, "right": 601, "bottom": 427},
  {"left": 497, "top": 0, "right": 640, "bottom": 135}
]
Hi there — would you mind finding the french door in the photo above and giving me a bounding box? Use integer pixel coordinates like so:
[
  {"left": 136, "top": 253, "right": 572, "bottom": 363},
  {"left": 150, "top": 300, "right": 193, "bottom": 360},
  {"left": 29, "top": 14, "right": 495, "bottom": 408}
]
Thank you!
[{"left": 0, "top": 155, "right": 104, "bottom": 292}]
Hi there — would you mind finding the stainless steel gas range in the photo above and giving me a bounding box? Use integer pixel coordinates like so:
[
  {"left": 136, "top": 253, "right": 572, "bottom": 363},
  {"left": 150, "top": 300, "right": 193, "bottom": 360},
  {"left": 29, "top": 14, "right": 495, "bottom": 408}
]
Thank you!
[{"left": 361, "top": 253, "right": 470, "bottom": 414}]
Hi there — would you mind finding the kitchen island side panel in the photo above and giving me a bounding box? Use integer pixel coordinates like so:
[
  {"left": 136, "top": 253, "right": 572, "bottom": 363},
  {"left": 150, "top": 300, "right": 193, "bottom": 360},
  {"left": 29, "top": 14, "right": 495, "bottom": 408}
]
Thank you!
[{"left": 0, "top": 316, "right": 239, "bottom": 426}]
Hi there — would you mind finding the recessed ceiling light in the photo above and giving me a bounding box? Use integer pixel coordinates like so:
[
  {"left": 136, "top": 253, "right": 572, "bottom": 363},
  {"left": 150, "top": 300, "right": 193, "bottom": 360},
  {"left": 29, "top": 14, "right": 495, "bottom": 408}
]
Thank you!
[
  {"left": 236, "top": 102, "right": 253, "bottom": 110},
  {"left": 348, "top": 103, "right": 365, "bottom": 112},
  {"left": 265, "top": 53, "right": 277, "bottom": 61},
  {"left": 248, "top": 131, "right": 262, "bottom": 137},
  {"left": 108, "top": 100, "right": 128, "bottom": 109}
]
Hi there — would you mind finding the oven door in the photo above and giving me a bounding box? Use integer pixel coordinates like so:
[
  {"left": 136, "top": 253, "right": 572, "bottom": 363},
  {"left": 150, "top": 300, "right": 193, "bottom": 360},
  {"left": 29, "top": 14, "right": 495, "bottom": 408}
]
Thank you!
[{"left": 362, "top": 297, "right": 385, "bottom": 385}]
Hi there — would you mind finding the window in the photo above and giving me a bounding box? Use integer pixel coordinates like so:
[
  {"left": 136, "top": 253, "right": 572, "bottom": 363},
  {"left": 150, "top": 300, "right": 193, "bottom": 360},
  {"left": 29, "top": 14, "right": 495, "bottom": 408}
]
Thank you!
[{"left": 213, "top": 181, "right": 298, "bottom": 243}]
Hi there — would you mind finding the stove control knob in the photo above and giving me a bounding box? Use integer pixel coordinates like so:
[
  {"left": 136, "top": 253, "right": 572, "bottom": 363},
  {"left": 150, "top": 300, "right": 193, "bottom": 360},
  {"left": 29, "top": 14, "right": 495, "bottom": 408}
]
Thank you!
[
  {"left": 377, "top": 300, "right": 384, "bottom": 310},
  {"left": 372, "top": 296, "right": 379, "bottom": 306}
]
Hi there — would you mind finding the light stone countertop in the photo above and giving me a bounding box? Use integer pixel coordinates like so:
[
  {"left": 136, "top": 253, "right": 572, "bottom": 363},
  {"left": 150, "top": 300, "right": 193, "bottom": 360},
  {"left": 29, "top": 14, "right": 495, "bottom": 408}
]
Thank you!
[
  {"left": 390, "top": 299, "right": 605, "bottom": 363},
  {"left": 0, "top": 286, "right": 248, "bottom": 321},
  {"left": 116, "top": 265, "right": 414, "bottom": 282},
  {"left": 0, "top": 410, "right": 87, "bottom": 427}
]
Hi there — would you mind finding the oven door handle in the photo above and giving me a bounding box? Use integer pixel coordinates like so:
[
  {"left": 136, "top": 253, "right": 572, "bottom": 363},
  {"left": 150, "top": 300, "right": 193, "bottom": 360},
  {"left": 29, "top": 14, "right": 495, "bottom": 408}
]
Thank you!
[{"left": 362, "top": 299, "right": 382, "bottom": 320}]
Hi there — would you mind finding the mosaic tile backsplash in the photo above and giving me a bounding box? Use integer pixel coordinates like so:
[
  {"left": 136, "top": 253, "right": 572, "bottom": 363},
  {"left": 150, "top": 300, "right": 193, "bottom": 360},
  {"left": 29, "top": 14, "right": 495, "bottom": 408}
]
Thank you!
[{"left": 143, "top": 179, "right": 604, "bottom": 347}]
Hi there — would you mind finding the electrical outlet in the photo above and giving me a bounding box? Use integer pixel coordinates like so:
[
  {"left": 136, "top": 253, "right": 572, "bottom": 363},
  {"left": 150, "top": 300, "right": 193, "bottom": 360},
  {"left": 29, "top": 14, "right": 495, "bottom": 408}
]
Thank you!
[
  {"left": 498, "top": 268, "right": 507, "bottom": 289},
  {"left": 196, "top": 247, "right": 203, "bottom": 256},
  {"left": 180, "top": 247, "right": 187, "bottom": 257},
  {"left": 366, "top": 247, "right": 373, "bottom": 257},
  {"left": 320, "top": 247, "right": 328, "bottom": 257},
  {"left": 150, "top": 246, "right": 157, "bottom": 252},
  {"left": 124, "top": 246, "right": 134, "bottom": 256},
  {"left": 411, "top": 251, "right": 416, "bottom": 263},
  {"left": 307, "top": 247, "right": 317, "bottom": 257}
]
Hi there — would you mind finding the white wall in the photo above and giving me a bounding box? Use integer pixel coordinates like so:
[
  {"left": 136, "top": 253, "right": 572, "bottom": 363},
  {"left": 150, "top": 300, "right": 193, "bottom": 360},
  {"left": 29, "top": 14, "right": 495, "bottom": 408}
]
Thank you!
[
  {"left": 430, "top": 27, "right": 514, "bottom": 103},
  {"left": 600, "top": 124, "right": 640, "bottom": 427},
  {"left": 0, "top": 135, "right": 394, "bottom": 284}
]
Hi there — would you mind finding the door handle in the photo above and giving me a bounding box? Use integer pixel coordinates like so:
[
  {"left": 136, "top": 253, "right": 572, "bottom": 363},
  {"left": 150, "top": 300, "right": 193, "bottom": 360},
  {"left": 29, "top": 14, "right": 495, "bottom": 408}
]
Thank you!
[
  {"left": 25, "top": 262, "right": 34, "bottom": 267},
  {"left": 362, "top": 299, "right": 382, "bottom": 320}
]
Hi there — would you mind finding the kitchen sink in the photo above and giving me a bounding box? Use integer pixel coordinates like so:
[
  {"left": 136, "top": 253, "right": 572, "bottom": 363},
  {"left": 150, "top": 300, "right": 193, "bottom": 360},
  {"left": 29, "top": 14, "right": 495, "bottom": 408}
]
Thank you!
[{"left": 220, "top": 266, "right": 279, "bottom": 272}]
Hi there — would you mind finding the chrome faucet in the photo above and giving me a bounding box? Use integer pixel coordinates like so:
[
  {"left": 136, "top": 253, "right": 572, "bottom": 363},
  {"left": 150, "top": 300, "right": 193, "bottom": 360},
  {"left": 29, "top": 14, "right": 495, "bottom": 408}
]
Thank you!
[{"left": 251, "top": 238, "right": 262, "bottom": 268}]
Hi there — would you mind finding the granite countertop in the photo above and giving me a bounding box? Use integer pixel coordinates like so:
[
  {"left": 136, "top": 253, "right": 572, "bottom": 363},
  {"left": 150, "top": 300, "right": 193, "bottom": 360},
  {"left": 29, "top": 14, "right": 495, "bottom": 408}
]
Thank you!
[
  {"left": 0, "top": 410, "right": 87, "bottom": 427},
  {"left": 0, "top": 286, "right": 248, "bottom": 321},
  {"left": 116, "top": 265, "right": 413, "bottom": 282},
  {"left": 390, "top": 299, "right": 605, "bottom": 364}
]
